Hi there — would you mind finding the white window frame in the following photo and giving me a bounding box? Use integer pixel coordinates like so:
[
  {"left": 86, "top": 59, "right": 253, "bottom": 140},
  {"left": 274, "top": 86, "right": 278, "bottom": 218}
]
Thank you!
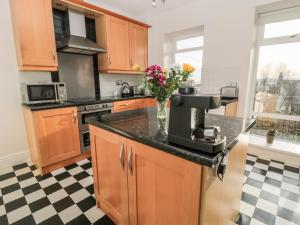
[
  {"left": 170, "top": 33, "right": 204, "bottom": 65},
  {"left": 249, "top": 6, "right": 300, "bottom": 121}
]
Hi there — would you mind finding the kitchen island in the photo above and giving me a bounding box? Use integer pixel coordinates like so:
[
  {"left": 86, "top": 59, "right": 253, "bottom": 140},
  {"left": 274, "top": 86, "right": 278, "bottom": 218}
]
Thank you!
[{"left": 88, "top": 108, "right": 255, "bottom": 225}]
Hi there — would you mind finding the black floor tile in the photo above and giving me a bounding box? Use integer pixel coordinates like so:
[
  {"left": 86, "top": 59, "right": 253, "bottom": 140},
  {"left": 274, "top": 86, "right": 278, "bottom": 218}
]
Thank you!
[
  {"left": 280, "top": 189, "right": 300, "bottom": 202},
  {"left": 277, "top": 206, "right": 300, "bottom": 224},
  {"left": 236, "top": 213, "right": 251, "bottom": 225},
  {"left": 53, "top": 196, "right": 75, "bottom": 212},
  {"left": 36, "top": 173, "right": 52, "bottom": 182},
  {"left": 264, "top": 177, "right": 281, "bottom": 187},
  {"left": 93, "top": 215, "right": 115, "bottom": 225},
  {"left": 259, "top": 190, "right": 279, "bottom": 204},
  {"left": 268, "top": 166, "right": 283, "bottom": 174},
  {"left": 17, "top": 172, "right": 34, "bottom": 182},
  {"left": 246, "top": 178, "right": 263, "bottom": 189},
  {"left": 11, "top": 215, "right": 35, "bottom": 225},
  {"left": 74, "top": 171, "right": 90, "bottom": 181},
  {"left": 66, "top": 214, "right": 91, "bottom": 225},
  {"left": 284, "top": 165, "right": 299, "bottom": 173},
  {"left": 77, "top": 196, "right": 96, "bottom": 212},
  {"left": 5, "top": 197, "right": 27, "bottom": 213},
  {"left": 0, "top": 172, "right": 15, "bottom": 181},
  {"left": 253, "top": 208, "right": 276, "bottom": 225},
  {"left": 22, "top": 183, "right": 41, "bottom": 195},
  {"left": 81, "top": 162, "right": 92, "bottom": 170},
  {"left": 43, "top": 183, "right": 62, "bottom": 195},
  {"left": 38, "top": 215, "right": 64, "bottom": 225},
  {"left": 54, "top": 172, "right": 71, "bottom": 181},
  {"left": 256, "top": 158, "right": 269, "bottom": 165},
  {"left": 252, "top": 167, "right": 267, "bottom": 176},
  {"left": 1, "top": 183, "right": 21, "bottom": 195},
  {"left": 29, "top": 197, "right": 51, "bottom": 213},
  {"left": 85, "top": 184, "right": 94, "bottom": 195},
  {"left": 0, "top": 215, "right": 9, "bottom": 225},
  {"left": 12, "top": 163, "right": 28, "bottom": 171},
  {"left": 242, "top": 192, "right": 258, "bottom": 206},
  {"left": 64, "top": 163, "right": 78, "bottom": 171},
  {"left": 65, "top": 182, "right": 83, "bottom": 195}
]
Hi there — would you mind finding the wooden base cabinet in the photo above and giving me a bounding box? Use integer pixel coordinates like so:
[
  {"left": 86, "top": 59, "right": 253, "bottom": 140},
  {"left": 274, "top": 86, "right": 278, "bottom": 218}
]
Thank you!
[
  {"left": 90, "top": 126, "right": 248, "bottom": 225},
  {"left": 23, "top": 107, "right": 82, "bottom": 174},
  {"left": 90, "top": 127, "right": 202, "bottom": 225}
]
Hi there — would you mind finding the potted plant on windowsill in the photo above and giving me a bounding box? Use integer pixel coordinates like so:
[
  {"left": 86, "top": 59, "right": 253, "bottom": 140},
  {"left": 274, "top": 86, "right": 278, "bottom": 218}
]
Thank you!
[{"left": 266, "top": 129, "right": 277, "bottom": 144}]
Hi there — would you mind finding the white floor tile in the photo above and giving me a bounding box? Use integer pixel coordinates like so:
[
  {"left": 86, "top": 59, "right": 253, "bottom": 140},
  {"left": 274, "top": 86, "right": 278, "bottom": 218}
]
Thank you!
[
  {"left": 84, "top": 206, "right": 105, "bottom": 223},
  {"left": 59, "top": 205, "right": 82, "bottom": 224},
  {"left": 243, "top": 184, "right": 261, "bottom": 197},
  {"left": 266, "top": 171, "right": 283, "bottom": 181},
  {"left": 79, "top": 176, "right": 93, "bottom": 188},
  {"left": 47, "top": 189, "right": 68, "bottom": 204},
  {"left": 70, "top": 189, "right": 90, "bottom": 203},
  {"left": 39, "top": 177, "right": 57, "bottom": 188},
  {"left": 32, "top": 205, "right": 57, "bottom": 224},
  {"left": 51, "top": 168, "right": 67, "bottom": 176},
  {"left": 59, "top": 176, "right": 77, "bottom": 188},
  {"left": 256, "top": 198, "right": 278, "bottom": 215},
  {"left": 283, "top": 170, "right": 299, "bottom": 180},
  {"left": 249, "top": 172, "right": 265, "bottom": 183},
  {"left": 275, "top": 216, "right": 298, "bottom": 225},
  {"left": 7, "top": 205, "right": 31, "bottom": 224},
  {"left": 262, "top": 183, "right": 281, "bottom": 196},
  {"left": 0, "top": 177, "right": 18, "bottom": 188},
  {"left": 68, "top": 167, "right": 84, "bottom": 176},
  {"left": 25, "top": 189, "right": 46, "bottom": 204},
  {"left": 240, "top": 201, "right": 255, "bottom": 217},
  {"left": 281, "top": 182, "right": 300, "bottom": 194},
  {"left": 2, "top": 189, "right": 24, "bottom": 204},
  {"left": 14, "top": 167, "right": 31, "bottom": 176},
  {"left": 19, "top": 177, "right": 38, "bottom": 188}
]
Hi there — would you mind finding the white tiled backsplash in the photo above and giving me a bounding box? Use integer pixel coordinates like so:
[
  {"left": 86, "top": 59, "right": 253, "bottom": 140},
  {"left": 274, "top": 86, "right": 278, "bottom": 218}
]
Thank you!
[
  {"left": 99, "top": 73, "right": 144, "bottom": 97},
  {"left": 199, "top": 67, "right": 240, "bottom": 94}
]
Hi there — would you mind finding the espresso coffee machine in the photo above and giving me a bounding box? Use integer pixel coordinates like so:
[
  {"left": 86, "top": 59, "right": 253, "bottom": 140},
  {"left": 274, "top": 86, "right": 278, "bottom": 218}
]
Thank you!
[{"left": 168, "top": 94, "right": 226, "bottom": 154}]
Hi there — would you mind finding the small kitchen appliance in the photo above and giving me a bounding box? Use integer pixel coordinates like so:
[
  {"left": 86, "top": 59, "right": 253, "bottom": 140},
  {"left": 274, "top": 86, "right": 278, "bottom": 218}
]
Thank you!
[
  {"left": 220, "top": 83, "right": 239, "bottom": 99},
  {"left": 20, "top": 82, "right": 67, "bottom": 105},
  {"left": 121, "top": 82, "right": 131, "bottom": 97},
  {"left": 168, "top": 94, "right": 226, "bottom": 154}
]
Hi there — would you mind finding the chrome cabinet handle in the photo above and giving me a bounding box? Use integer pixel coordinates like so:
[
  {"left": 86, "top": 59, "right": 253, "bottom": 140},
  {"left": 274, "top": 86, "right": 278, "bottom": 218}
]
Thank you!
[
  {"left": 73, "top": 112, "right": 77, "bottom": 124},
  {"left": 119, "top": 144, "right": 125, "bottom": 170},
  {"left": 52, "top": 49, "right": 56, "bottom": 61},
  {"left": 128, "top": 147, "right": 133, "bottom": 175}
]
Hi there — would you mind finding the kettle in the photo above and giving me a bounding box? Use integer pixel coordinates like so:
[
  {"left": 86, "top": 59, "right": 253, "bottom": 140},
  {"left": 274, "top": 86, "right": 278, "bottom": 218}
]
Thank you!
[{"left": 121, "top": 82, "right": 131, "bottom": 97}]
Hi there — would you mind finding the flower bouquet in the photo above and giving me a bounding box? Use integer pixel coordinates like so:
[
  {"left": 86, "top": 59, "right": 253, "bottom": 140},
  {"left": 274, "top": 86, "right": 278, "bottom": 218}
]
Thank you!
[{"left": 144, "top": 63, "right": 195, "bottom": 119}]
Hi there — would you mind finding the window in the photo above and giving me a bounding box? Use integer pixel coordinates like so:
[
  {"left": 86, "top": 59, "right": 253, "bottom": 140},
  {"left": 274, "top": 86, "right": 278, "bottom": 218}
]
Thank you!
[
  {"left": 164, "top": 28, "right": 204, "bottom": 84},
  {"left": 250, "top": 6, "right": 300, "bottom": 143}
]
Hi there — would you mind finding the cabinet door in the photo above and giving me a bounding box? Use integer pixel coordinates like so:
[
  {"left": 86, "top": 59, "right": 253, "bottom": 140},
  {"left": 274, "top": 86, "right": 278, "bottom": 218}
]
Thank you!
[
  {"left": 10, "top": 0, "right": 58, "bottom": 71},
  {"left": 129, "top": 23, "right": 148, "bottom": 71},
  {"left": 34, "top": 107, "right": 80, "bottom": 166},
  {"left": 90, "top": 127, "right": 129, "bottom": 225},
  {"left": 135, "top": 99, "right": 147, "bottom": 109},
  {"left": 127, "top": 140, "right": 202, "bottom": 225},
  {"left": 106, "top": 16, "right": 130, "bottom": 71}
]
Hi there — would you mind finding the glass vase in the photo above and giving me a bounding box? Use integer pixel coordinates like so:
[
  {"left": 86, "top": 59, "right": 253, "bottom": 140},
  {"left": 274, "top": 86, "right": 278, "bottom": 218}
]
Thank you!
[{"left": 156, "top": 100, "right": 168, "bottom": 119}]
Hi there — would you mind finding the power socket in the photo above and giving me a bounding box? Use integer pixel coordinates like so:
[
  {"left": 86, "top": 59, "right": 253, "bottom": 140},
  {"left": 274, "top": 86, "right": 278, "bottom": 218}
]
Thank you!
[{"left": 116, "top": 80, "right": 122, "bottom": 85}]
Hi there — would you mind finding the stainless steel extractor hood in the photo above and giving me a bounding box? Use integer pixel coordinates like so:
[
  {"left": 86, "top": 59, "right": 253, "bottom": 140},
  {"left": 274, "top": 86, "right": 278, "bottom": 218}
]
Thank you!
[{"left": 56, "top": 9, "right": 106, "bottom": 55}]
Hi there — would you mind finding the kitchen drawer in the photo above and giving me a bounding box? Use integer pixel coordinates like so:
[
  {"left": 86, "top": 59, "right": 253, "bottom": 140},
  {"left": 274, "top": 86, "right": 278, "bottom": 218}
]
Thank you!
[
  {"left": 136, "top": 99, "right": 147, "bottom": 108},
  {"left": 114, "top": 100, "right": 137, "bottom": 112}
]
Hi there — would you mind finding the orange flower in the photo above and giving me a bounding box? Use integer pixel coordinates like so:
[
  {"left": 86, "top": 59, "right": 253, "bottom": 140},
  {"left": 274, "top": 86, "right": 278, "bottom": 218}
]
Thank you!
[{"left": 183, "top": 63, "right": 195, "bottom": 74}]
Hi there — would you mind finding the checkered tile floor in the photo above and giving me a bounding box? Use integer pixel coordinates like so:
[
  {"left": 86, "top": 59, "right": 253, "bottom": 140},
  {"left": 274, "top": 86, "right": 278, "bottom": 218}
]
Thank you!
[
  {"left": 238, "top": 154, "right": 300, "bottom": 225},
  {"left": 0, "top": 155, "right": 299, "bottom": 225},
  {"left": 0, "top": 158, "right": 115, "bottom": 225}
]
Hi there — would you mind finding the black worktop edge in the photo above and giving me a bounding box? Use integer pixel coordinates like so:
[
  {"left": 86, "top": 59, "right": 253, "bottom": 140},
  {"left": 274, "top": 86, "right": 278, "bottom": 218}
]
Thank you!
[
  {"left": 22, "top": 95, "right": 154, "bottom": 111},
  {"left": 87, "top": 117, "right": 255, "bottom": 167}
]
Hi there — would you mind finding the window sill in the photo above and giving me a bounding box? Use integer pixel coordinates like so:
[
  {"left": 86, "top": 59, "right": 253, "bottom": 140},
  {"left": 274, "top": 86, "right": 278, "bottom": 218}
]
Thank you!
[{"left": 249, "top": 134, "right": 300, "bottom": 157}]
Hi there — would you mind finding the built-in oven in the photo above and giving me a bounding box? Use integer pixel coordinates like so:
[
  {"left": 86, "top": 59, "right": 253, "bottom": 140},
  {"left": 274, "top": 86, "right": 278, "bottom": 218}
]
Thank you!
[{"left": 77, "top": 103, "right": 113, "bottom": 152}]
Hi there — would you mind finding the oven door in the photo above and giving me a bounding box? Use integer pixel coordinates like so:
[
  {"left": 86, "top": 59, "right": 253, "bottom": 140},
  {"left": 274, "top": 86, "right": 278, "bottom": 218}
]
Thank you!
[
  {"left": 78, "top": 109, "right": 112, "bottom": 131},
  {"left": 26, "top": 84, "right": 57, "bottom": 104}
]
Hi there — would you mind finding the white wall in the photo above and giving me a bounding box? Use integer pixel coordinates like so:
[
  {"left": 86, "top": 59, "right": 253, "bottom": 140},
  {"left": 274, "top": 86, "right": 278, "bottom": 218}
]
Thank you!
[
  {"left": 0, "top": 0, "right": 54, "bottom": 170},
  {"left": 145, "top": 0, "right": 280, "bottom": 117}
]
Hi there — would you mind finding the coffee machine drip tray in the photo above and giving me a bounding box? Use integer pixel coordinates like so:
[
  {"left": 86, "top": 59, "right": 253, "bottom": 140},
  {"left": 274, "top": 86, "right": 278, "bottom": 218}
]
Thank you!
[{"left": 168, "top": 134, "right": 227, "bottom": 154}]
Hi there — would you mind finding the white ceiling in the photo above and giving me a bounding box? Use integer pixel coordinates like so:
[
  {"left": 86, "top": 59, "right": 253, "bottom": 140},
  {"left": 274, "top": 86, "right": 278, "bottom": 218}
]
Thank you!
[{"left": 92, "top": 0, "right": 197, "bottom": 16}]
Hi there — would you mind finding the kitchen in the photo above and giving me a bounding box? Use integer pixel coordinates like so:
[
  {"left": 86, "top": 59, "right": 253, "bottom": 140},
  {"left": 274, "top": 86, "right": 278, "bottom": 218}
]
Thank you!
[{"left": 0, "top": 0, "right": 300, "bottom": 225}]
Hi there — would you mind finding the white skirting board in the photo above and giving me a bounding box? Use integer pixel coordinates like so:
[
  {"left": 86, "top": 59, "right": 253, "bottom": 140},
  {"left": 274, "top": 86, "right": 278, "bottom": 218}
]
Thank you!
[
  {"left": 0, "top": 150, "right": 30, "bottom": 173},
  {"left": 248, "top": 143, "right": 300, "bottom": 167}
]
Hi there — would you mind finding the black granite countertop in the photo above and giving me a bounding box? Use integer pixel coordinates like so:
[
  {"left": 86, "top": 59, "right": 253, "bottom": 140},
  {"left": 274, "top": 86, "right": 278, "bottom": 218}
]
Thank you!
[
  {"left": 87, "top": 108, "right": 255, "bottom": 167},
  {"left": 22, "top": 95, "right": 154, "bottom": 111}
]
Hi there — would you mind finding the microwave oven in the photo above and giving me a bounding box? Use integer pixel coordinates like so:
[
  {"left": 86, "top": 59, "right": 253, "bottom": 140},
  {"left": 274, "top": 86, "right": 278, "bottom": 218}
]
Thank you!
[{"left": 21, "top": 82, "right": 67, "bottom": 104}]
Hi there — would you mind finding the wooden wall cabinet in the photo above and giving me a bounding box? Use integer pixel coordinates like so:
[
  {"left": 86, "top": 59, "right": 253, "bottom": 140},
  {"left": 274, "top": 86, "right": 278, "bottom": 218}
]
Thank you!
[
  {"left": 90, "top": 127, "right": 202, "bottom": 225},
  {"left": 96, "top": 15, "right": 148, "bottom": 74},
  {"left": 10, "top": 0, "right": 58, "bottom": 71},
  {"left": 23, "top": 107, "right": 82, "bottom": 174}
]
